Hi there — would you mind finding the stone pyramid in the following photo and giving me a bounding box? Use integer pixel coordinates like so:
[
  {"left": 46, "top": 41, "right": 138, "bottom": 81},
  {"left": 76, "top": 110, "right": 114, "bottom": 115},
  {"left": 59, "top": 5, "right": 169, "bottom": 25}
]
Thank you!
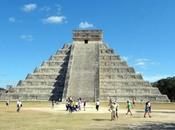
[{"left": 2, "top": 30, "right": 169, "bottom": 102}]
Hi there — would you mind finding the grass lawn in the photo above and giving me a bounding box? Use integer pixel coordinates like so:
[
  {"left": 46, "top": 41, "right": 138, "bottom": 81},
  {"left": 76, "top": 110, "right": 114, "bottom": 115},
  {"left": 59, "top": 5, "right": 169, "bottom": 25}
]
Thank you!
[{"left": 0, "top": 101, "right": 175, "bottom": 130}]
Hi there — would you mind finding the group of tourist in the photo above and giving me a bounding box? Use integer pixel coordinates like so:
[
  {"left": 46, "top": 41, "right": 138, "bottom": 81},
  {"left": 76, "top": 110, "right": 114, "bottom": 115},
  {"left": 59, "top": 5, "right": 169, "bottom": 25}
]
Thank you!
[
  {"left": 108, "top": 100, "right": 119, "bottom": 121},
  {"left": 63, "top": 96, "right": 152, "bottom": 121},
  {"left": 5, "top": 99, "right": 22, "bottom": 112},
  {"left": 107, "top": 98, "right": 152, "bottom": 121},
  {"left": 65, "top": 97, "right": 86, "bottom": 112},
  {"left": 5, "top": 97, "right": 152, "bottom": 120}
]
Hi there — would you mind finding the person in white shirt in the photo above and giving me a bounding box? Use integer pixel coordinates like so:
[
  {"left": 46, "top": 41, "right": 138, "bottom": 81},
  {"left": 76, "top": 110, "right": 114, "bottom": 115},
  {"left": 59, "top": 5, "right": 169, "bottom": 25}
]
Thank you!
[
  {"left": 16, "top": 100, "right": 22, "bottom": 112},
  {"left": 109, "top": 102, "right": 119, "bottom": 120},
  {"left": 96, "top": 100, "right": 100, "bottom": 111}
]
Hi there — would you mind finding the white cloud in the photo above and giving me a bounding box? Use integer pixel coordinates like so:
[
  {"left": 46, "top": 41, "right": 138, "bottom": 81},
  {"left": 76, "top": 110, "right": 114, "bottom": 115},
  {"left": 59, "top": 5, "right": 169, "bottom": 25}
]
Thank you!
[
  {"left": 20, "top": 35, "right": 33, "bottom": 41},
  {"left": 135, "top": 58, "right": 154, "bottom": 68},
  {"left": 9, "top": 17, "right": 16, "bottom": 23},
  {"left": 22, "top": 3, "right": 37, "bottom": 12},
  {"left": 42, "top": 16, "right": 66, "bottom": 24},
  {"left": 79, "top": 21, "right": 94, "bottom": 29}
]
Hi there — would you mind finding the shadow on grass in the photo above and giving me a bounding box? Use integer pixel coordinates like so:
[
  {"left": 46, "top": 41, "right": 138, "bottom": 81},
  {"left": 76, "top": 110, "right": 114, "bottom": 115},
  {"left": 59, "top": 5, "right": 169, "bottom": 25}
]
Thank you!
[
  {"left": 86, "top": 122, "right": 175, "bottom": 130},
  {"left": 131, "top": 122, "right": 175, "bottom": 130},
  {"left": 93, "top": 119, "right": 111, "bottom": 121},
  {"left": 118, "top": 123, "right": 175, "bottom": 130},
  {"left": 136, "top": 110, "right": 175, "bottom": 114}
]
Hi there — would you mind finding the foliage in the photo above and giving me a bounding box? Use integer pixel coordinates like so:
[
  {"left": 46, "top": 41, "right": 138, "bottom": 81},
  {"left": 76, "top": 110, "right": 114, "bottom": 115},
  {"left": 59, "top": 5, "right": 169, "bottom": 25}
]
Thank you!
[
  {"left": 0, "top": 87, "right": 5, "bottom": 91},
  {"left": 152, "top": 76, "right": 175, "bottom": 102}
]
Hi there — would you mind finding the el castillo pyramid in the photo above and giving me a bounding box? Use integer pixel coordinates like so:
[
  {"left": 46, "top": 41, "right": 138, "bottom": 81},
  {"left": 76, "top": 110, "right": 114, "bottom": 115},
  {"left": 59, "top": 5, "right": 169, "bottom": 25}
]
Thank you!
[{"left": 1, "top": 30, "right": 169, "bottom": 102}]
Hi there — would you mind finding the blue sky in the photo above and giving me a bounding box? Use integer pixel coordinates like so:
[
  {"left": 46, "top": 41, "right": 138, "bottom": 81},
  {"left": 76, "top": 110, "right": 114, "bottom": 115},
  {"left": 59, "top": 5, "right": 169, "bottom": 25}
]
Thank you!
[{"left": 0, "top": 0, "right": 175, "bottom": 88}]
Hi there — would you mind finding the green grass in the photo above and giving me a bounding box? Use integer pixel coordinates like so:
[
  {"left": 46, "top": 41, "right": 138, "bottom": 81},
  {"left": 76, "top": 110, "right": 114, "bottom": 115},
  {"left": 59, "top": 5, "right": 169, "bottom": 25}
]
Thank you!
[{"left": 0, "top": 101, "right": 175, "bottom": 130}]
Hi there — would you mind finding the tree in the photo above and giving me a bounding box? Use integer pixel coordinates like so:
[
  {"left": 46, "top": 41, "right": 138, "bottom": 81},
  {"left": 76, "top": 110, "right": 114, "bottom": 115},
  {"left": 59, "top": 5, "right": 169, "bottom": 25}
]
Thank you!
[{"left": 152, "top": 76, "right": 175, "bottom": 102}]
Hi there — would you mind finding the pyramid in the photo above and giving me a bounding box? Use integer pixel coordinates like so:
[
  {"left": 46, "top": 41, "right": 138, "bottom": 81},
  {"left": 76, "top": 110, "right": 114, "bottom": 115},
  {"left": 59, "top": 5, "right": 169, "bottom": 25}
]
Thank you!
[{"left": 1, "top": 30, "right": 169, "bottom": 102}]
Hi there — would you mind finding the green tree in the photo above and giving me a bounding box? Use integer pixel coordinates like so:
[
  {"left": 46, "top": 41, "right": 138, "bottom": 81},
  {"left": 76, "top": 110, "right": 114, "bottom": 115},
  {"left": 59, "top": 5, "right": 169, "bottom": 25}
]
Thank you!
[{"left": 152, "top": 76, "right": 175, "bottom": 102}]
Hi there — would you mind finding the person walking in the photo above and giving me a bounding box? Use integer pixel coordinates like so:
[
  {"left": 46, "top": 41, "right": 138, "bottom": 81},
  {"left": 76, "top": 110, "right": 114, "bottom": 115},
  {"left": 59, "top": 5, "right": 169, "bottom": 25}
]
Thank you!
[
  {"left": 115, "top": 101, "right": 119, "bottom": 119},
  {"left": 16, "top": 100, "right": 22, "bottom": 112},
  {"left": 126, "top": 100, "right": 132, "bottom": 116},
  {"left": 6, "top": 100, "right": 10, "bottom": 106},
  {"left": 96, "top": 100, "right": 100, "bottom": 111},
  {"left": 109, "top": 102, "right": 116, "bottom": 121},
  {"left": 144, "top": 101, "right": 151, "bottom": 118},
  {"left": 83, "top": 100, "right": 86, "bottom": 111}
]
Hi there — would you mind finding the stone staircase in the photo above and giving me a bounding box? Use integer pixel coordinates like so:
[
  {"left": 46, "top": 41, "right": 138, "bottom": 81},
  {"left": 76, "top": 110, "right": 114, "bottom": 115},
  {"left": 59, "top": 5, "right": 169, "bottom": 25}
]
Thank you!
[{"left": 63, "top": 42, "right": 99, "bottom": 101}]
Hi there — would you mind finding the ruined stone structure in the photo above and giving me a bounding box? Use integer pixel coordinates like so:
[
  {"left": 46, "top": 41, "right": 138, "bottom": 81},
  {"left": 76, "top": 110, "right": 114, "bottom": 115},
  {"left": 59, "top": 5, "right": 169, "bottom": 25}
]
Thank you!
[{"left": 1, "top": 30, "right": 169, "bottom": 102}]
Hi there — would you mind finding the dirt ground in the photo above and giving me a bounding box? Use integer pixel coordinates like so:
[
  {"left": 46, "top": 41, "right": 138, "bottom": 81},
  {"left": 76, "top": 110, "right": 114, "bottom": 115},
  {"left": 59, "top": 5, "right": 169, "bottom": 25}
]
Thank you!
[{"left": 0, "top": 102, "right": 175, "bottom": 130}]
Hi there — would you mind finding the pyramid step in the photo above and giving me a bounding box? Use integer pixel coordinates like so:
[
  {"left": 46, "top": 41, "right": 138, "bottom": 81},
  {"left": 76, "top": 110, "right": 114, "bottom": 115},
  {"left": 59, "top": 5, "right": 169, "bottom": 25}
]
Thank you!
[
  {"left": 100, "top": 79, "right": 145, "bottom": 82},
  {"left": 100, "top": 85, "right": 151, "bottom": 88},
  {"left": 18, "top": 80, "right": 63, "bottom": 86},
  {"left": 100, "top": 95, "right": 169, "bottom": 102},
  {"left": 100, "top": 66, "right": 133, "bottom": 69},
  {"left": 17, "top": 85, "right": 54, "bottom": 88},
  {"left": 99, "top": 55, "right": 121, "bottom": 60},
  {"left": 100, "top": 81, "right": 150, "bottom": 86},
  {"left": 26, "top": 73, "right": 66, "bottom": 80},
  {"left": 100, "top": 48, "right": 114, "bottom": 54},
  {"left": 33, "top": 70, "right": 64, "bottom": 74},
  {"left": 34, "top": 67, "right": 62, "bottom": 73},
  {"left": 37, "top": 66, "right": 68, "bottom": 72},
  {"left": 15, "top": 87, "right": 53, "bottom": 94},
  {"left": 32, "top": 73, "right": 66, "bottom": 75},
  {"left": 100, "top": 87, "right": 160, "bottom": 95},
  {"left": 99, "top": 61, "right": 127, "bottom": 67},
  {"left": 50, "top": 55, "right": 70, "bottom": 61},
  {"left": 99, "top": 77, "right": 143, "bottom": 80},
  {"left": 56, "top": 49, "right": 70, "bottom": 55},
  {"left": 100, "top": 80, "right": 149, "bottom": 83},
  {"left": 41, "top": 61, "right": 68, "bottom": 67},
  {"left": 100, "top": 93, "right": 162, "bottom": 97},
  {"left": 100, "top": 67, "right": 135, "bottom": 73},
  {"left": 7, "top": 93, "right": 52, "bottom": 101},
  {"left": 100, "top": 74, "right": 143, "bottom": 80},
  {"left": 100, "top": 86, "right": 154, "bottom": 89}
]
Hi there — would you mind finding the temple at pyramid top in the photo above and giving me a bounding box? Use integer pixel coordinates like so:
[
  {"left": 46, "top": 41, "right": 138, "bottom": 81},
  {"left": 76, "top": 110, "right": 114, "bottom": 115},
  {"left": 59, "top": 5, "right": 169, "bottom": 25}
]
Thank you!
[{"left": 73, "top": 30, "right": 103, "bottom": 42}]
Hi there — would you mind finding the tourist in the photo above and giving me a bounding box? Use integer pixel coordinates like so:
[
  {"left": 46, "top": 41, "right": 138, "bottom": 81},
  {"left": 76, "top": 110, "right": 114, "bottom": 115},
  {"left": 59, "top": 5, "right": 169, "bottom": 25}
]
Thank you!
[
  {"left": 132, "top": 97, "right": 136, "bottom": 107},
  {"left": 108, "top": 97, "right": 112, "bottom": 106},
  {"left": 16, "top": 100, "right": 22, "bottom": 112},
  {"left": 126, "top": 100, "right": 132, "bottom": 116},
  {"left": 66, "top": 99, "right": 70, "bottom": 111},
  {"left": 51, "top": 99, "right": 54, "bottom": 108},
  {"left": 144, "top": 101, "right": 151, "bottom": 118},
  {"left": 83, "top": 100, "right": 86, "bottom": 111},
  {"left": 115, "top": 101, "right": 119, "bottom": 119},
  {"left": 6, "top": 100, "right": 10, "bottom": 106},
  {"left": 78, "top": 98, "right": 82, "bottom": 110},
  {"left": 109, "top": 102, "right": 116, "bottom": 121},
  {"left": 71, "top": 100, "right": 76, "bottom": 112},
  {"left": 96, "top": 100, "right": 100, "bottom": 111}
]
